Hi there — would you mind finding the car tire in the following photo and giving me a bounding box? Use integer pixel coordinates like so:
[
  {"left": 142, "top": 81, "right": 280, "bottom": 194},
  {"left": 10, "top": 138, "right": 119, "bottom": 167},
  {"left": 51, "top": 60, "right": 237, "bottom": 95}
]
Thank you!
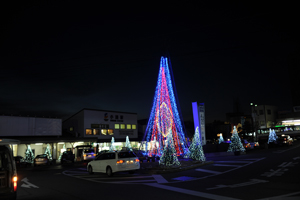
[
  {"left": 106, "top": 166, "right": 113, "bottom": 177},
  {"left": 128, "top": 170, "right": 135, "bottom": 174},
  {"left": 88, "top": 166, "right": 93, "bottom": 174}
]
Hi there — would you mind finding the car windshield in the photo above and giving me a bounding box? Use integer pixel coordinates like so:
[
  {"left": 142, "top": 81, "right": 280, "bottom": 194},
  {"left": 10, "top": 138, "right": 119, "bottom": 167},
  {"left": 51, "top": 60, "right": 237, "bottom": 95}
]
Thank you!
[
  {"left": 118, "top": 152, "right": 137, "bottom": 158},
  {"left": 36, "top": 155, "right": 47, "bottom": 158},
  {"left": 84, "top": 149, "right": 94, "bottom": 153}
]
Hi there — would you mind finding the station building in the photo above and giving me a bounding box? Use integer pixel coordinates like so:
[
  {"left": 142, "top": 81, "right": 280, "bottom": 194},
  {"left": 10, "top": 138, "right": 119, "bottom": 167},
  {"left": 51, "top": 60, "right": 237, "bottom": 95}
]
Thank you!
[
  {"left": 62, "top": 108, "right": 139, "bottom": 152},
  {"left": 0, "top": 108, "right": 139, "bottom": 162}
]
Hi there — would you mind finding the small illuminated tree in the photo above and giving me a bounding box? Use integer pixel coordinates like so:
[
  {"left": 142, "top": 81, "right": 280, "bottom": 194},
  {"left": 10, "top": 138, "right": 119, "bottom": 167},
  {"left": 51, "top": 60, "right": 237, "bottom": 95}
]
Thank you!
[
  {"left": 219, "top": 133, "right": 224, "bottom": 144},
  {"left": 58, "top": 144, "right": 66, "bottom": 161},
  {"left": 44, "top": 144, "right": 52, "bottom": 160},
  {"left": 125, "top": 136, "right": 133, "bottom": 151},
  {"left": 148, "top": 136, "right": 159, "bottom": 157},
  {"left": 24, "top": 145, "right": 35, "bottom": 163},
  {"left": 186, "top": 127, "right": 206, "bottom": 161},
  {"left": 109, "top": 137, "right": 116, "bottom": 152},
  {"left": 227, "top": 126, "right": 245, "bottom": 153},
  {"left": 159, "top": 129, "right": 181, "bottom": 167},
  {"left": 268, "top": 129, "right": 277, "bottom": 144}
]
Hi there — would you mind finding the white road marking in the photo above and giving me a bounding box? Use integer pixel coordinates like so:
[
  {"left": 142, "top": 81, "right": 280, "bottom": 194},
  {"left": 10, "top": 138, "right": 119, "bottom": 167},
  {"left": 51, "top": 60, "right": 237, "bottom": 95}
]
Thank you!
[
  {"left": 213, "top": 164, "right": 242, "bottom": 167},
  {"left": 257, "top": 191, "right": 300, "bottom": 200},
  {"left": 152, "top": 174, "right": 168, "bottom": 183},
  {"left": 214, "top": 161, "right": 250, "bottom": 163},
  {"left": 21, "top": 177, "right": 39, "bottom": 188},
  {"left": 195, "top": 168, "right": 222, "bottom": 174},
  {"left": 261, "top": 168, "right": 289, "bottom": 177},
  {"left": 293, "top": 156, "right": 300, "bottom": 160},
  {"left": 110, "top": 179, "right": 156, "bottom": 184},
  {"left": 145, "top": 183, "right": 240, "bottom": 200},
  {"left": 278, "top": 161, "right": 298, "bottom": 168},
  {"left": 206, "top": 179, "right": 268, "bottom": 190}
]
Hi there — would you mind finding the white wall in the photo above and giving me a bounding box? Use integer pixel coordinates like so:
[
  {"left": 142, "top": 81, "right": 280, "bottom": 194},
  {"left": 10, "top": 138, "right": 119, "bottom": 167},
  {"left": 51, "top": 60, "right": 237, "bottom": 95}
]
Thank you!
[{"left": 0, "top": 116, "right": 62, "bottom": 136}]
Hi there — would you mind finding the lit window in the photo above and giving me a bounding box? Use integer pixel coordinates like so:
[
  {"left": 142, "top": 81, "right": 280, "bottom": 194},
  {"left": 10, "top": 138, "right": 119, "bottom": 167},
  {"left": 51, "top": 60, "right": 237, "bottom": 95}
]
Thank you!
[
  {"left": 115, "top": 124, "right": 120, "bottom": 129},
  {"left": 93, "top": 129, "right": 99, "bottom": 135},
  {"left": 108, "top": 129, "right": 114, "bottom": 135},
  {"left": 101, "top": 129, "right": 107, "bottom": 135},
  {"left": 120, "top": 124, "right": 125, "bottom": 129},
  {"left": 132, "top": 124, "right": 136, "bottom": 129},
  {"left": 86, "top": 129, "right": 92, "bottom": 135},
  {"left": 127, "top": 124, "right": 131, "bottom": 129}
]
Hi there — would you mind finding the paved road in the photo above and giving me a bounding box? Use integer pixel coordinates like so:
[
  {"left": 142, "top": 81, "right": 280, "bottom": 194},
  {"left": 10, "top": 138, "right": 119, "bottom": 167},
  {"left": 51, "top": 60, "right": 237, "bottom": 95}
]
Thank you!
[{"left": 16, "top": 141, "right": 300, "bottom": 200}]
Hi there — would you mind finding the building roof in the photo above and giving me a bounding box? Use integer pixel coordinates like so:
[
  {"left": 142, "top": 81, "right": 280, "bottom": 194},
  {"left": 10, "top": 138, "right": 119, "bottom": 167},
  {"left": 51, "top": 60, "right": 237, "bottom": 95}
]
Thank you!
[{"left": 63, "top": 108, "right": 137, "bottom": 122}]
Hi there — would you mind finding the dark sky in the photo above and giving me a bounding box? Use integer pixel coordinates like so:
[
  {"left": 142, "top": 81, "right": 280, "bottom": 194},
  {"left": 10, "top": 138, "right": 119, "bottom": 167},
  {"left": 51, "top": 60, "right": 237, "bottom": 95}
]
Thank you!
[{"left": 0, "top": 2, "right": 298, "bottom": 123}]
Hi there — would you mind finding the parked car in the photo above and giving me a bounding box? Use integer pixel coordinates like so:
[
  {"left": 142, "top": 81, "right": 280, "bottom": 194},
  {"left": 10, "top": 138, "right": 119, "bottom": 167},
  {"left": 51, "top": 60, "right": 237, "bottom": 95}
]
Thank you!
[
  {"left": 87, "top": 151, "right": 140, "bottom": 177},
  {"left": 0, "top": 139, "right": 19, "bottom": 200},
  {"left": 82, "top": 149, "right": 96, "bottom": 161},
  {"left": 34, "top": 154, "right": 52, "bottom": 166},
  {"left": 249, "top": 141, "right": 260, "bottom": 149},
  {"left": 277, "top": 135, "right": 293, "bottom": 146},
  {"left": 14, "top": 156, "right": 24, "bottom": 167},
  {"left": 61, "top": 151, "right": 75, "bottom": 164},
  {"left": 242, "top": 139, "right": 251, "bottom": 150}
]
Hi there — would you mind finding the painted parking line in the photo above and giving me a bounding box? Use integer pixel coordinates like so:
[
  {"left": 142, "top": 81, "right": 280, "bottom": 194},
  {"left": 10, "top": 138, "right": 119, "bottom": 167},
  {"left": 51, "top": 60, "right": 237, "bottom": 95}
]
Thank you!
[
  {"left": 62, "top": 168, "right": 159, "bottom": 184},
  {"left": 195, "top": 168, "right": 222, "bottom": 174},
  {"left": 256, "top": 191, "right": 300, "bottom": 200},
  {"left": 145, "top": 183, "right": 240, "bottom": 200},
  {"left": 152, "top": 175, "right": 168, "bottom": 183},
  {"left": 214, "top": 160, "right": 251, "bottom": 163},
  {"left": 213, "top": 164, "right": 242, "bottom": 167}
]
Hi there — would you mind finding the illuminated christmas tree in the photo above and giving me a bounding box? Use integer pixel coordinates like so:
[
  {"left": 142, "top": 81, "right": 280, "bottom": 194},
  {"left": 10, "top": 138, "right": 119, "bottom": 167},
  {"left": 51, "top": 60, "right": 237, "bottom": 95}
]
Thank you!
[
  {"left": 125, "top": 136, "right": 133, "bottom": 151},
  {"left": 148, "top": 136, "right": 159, "bottom": 157},
  {"left": 58, "top": 144, "right": 66, "bottom": 161},
  {"left": 227, "top": 126, "right": 245, "bottom": 153},
  {"left": 24, "top": 145, "right": 35, "bottom": 163},
  {"left": 109, "top": 137, "right": 116, "bottom": 151},
  {"left": 44, "top": 144, "right": 52, "bottom": 160},
  {"left": 186, "top": 127, "right": 206, "bottom": 161},
  {"left": 268, "top": 129, "right": 277, "bottom": 144},
  {"left": 159, "top": 130, "right": 181, "bottom": 167},
  {"left": 219, "top": 133, "right": 224, "bottom": 144},
  {"left": 143, "top": 56, "right": 189, "bottom": 157}
]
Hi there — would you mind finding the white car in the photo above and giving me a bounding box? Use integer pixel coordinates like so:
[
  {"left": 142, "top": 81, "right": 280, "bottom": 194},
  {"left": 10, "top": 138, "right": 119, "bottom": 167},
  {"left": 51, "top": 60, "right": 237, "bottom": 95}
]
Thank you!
[{"left": 87, "top": 151, "right": 140, "bottom": 176}]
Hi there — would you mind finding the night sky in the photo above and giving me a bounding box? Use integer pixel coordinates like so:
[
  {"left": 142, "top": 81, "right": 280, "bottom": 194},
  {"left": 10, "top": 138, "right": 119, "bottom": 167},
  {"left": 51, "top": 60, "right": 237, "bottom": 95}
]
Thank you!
[{"left": 0, "top": 2, "right": 298, "bottom": 123}]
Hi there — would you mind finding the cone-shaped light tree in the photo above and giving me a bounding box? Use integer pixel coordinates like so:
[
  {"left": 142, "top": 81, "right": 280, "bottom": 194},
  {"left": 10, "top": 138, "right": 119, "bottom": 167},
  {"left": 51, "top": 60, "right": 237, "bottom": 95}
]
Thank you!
[
  {"left": 58, "top": 144, "right": 66, "bottom": 160},
  {"left": 227, "top": 126, "right": 245, "bottom": 152},
  {"left": 186, "top": 127, "right": 206, "bottom": 161},
  {"left": 125, "top": 136, "right": 133, "bottom": 151},
  {"left": 44, "top": 144, "right": 52, "bottom": 160},
  {"left": 24, "top": 145, "right": 35, "bottom": 163},
  {"left": 159, "top": 129, "right": 181, "bottom": 167},
  {"left": 268, "top": 128, "right": 277, "bottom": 144},
  {"left": 109, "top": 137, "right": 116, "bottom": 152},
  {"left": 219, "top": 133, "right": 224, "bottom": 144},
  {"left": 143, "top": 56, "right": 189, "bottom": 157}
]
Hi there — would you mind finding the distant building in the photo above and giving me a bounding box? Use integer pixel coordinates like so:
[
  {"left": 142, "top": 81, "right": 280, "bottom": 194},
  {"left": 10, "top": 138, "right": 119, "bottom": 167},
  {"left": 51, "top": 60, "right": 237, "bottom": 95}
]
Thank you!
[
  {"left": 251, "top": 104, "right": 278, "bottom": 133},
  {"left": 62, "top": 108, "right": 139, "bottom": 151}
]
